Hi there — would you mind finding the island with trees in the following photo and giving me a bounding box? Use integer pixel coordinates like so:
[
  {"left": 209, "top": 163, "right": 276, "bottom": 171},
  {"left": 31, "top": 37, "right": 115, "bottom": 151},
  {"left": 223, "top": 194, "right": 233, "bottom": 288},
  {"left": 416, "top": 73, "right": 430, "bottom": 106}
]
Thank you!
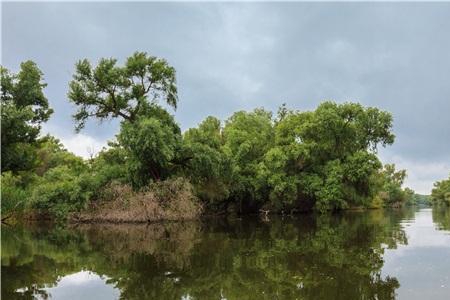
[{"left": 1, "top": 52, "right": 437, "bottom": 223}]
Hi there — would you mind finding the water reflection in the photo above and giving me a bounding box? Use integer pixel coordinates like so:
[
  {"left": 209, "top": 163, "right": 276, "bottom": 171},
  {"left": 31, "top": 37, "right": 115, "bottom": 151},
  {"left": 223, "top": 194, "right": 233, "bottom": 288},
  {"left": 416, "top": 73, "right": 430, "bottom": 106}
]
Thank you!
[
  {"left": 432, "top": 207, "right": 450, "bottom": 231},
  {"left": 2, "top": 207, "right": 449, "bottom": 300},
  {"left": 38, "top": 271, "right": 119, "bottom": 300},
  {"left": 382, "top": 208, "right": 450, "bottom": 300}
]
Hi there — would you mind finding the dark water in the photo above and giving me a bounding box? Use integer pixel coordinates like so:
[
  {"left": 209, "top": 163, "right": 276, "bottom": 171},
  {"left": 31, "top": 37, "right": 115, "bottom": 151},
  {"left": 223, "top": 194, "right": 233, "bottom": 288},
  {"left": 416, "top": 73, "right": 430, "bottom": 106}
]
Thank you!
[{"left": 2, "top": 207, "right": 450, "bottom": 300}]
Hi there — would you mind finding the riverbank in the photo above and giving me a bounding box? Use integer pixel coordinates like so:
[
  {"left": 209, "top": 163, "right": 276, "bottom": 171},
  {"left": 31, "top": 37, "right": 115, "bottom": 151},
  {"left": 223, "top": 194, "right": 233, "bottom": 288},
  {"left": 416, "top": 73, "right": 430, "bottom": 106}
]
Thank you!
[
  {"left": 69, "top": 204, "right": 419, "bottom": 225},
  {"left": 3, "top": 201, "right": 419, "bottom": 225},
  {"left": 69, "top": 179, "right": 203, "bottom": 224}
]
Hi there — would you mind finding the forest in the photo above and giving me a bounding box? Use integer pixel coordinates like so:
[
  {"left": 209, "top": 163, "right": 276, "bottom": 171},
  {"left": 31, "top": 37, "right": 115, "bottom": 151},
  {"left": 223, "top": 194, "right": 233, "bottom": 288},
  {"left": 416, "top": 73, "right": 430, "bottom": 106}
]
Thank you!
[{"left": 1, "top": 52, "right": 440, "bottom": 223}]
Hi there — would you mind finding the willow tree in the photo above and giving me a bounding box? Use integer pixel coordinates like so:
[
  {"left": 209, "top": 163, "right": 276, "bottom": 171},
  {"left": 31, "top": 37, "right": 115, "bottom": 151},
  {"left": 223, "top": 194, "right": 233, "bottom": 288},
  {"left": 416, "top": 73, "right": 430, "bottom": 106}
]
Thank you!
[
  {"left": 68, "top": 51, "right": 178, "bottom": 131},
  {"left": 1, "top": 61, "right": 53, "bottom": 172},
  {"left": 68, "top": 52, "right": 181, "bottom": 187},
  {"left": 183, "top": 116, "right": 231, "bottom": 206},
  {"left": 259, "top": 102, "right": 396, "bottom": 212}
]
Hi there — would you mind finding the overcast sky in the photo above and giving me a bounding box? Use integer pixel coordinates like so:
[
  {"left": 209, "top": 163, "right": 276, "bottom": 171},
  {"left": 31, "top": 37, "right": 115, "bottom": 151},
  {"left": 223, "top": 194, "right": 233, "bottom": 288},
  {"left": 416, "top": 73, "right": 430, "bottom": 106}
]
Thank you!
[{"left": 2, "top": 2, "right": 450, "bottom": 194}]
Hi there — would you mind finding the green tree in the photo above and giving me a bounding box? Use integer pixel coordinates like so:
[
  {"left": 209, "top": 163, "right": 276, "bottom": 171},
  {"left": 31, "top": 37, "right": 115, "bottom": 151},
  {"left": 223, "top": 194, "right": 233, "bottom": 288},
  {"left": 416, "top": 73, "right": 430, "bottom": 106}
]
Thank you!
[
  {"left": 222, "top": 109, "right": 275, "bottom": 211},
  {"left": 1, "top": 172, "right": 30, "bottom": 221},
  {"left": 31, "top": 165, "right": 93, "bottom": 221},
  {"left": 28, "top": 137, "right": 92, "bottom": 221},
  {"left": 183, "top": 116, "right": 231, "bottom": 207},
  {"left": 376, "top": 164, "right": 407, "bottom": 207},
  {"left": 403, "top": 188, "right": 430, "bottom": 207},
  {"left": 1, "top": 133, "right": 92, "bottom": 221},
  {"left": 90, "top": 142, "right": 128, "bottom": 189},
  {"left": 34, "top": 135, "right": 86, "bottom": 176},
  {"left": 68, "top": 52, "right": 177, "bottom": 131},
  {"left": 1, "top": 62, "right": 53, "bottom": 172},
  {"left": 259, "top": 102, "right": 394, "bottom": 212},
  {"left": 431, "top": 174, "right": 450, "bottom": 206},
  {"left": 117, "top": 105, "right": 182, "bottom": 188}
]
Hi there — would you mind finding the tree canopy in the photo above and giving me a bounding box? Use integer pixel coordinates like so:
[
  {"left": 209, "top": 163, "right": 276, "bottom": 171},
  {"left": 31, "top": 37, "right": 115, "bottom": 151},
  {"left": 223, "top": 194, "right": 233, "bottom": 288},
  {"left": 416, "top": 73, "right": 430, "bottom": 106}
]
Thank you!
[
  {"left": 2, "top": 55, "right": 421, "bottom": 222},
  {"left": 68, "top": 51, "right": 177, "bottom": 131},
  {"left": 1, "top": 61, "right": 53, "bottom": 173},
  {"left": 431, "top": 174, "right": 450, "bottom": 206}
]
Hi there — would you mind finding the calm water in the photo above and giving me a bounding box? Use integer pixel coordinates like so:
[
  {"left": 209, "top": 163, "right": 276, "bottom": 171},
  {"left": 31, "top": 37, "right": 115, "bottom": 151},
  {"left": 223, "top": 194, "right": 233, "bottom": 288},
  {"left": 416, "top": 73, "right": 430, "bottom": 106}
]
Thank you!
[{"left": 2, "top": 207, "right": 450, "bottom": 300}]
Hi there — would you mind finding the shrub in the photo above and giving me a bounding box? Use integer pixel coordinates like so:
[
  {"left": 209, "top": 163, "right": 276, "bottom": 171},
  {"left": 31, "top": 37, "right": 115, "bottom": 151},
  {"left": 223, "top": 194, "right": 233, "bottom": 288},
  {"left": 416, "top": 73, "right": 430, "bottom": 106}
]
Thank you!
[
  {"left": 31, "top": 166, "right": 93, "bottom": 220},
  {"left": 1, "top": 172, "right": 29, "bottom": 220},
  {"left": 75, "top": 177, "right": 202, "bottom": 223}
]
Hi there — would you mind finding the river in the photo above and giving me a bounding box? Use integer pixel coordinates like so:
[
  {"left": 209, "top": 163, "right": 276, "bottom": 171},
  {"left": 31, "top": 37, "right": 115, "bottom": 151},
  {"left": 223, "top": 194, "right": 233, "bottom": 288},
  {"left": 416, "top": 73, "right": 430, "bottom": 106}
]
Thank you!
[{"left": 2, "top": 207, "right": 449, "bottom": 299}]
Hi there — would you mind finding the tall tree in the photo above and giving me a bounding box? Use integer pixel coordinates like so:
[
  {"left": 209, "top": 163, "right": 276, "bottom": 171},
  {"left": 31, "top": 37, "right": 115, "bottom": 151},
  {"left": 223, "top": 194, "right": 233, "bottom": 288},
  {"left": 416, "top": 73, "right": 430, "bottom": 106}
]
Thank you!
[
  {"left": 1, "top": 61, "right": 53, "bottom": 172},
  {"left": 68, "top": 51, "right": 177, "bottom": 131},
  {"left": 222, "top": 108, "right": 275, "bottom": 209}
]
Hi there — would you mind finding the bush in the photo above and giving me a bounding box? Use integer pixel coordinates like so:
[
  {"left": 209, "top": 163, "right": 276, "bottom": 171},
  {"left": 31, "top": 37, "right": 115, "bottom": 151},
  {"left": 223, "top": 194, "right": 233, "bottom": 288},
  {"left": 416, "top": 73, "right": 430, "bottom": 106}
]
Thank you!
[
  {"left": 74, "top": 177, "right": 203, "bottom": 223},
  {"left": 31, "top": 166, "right": 93, "bottom": 220},
  {"left": 1, "top": 172, "right": 29, "bottom": 220},
  {"left": 90, "top": 145, "right": 128, "bottom": 190}
]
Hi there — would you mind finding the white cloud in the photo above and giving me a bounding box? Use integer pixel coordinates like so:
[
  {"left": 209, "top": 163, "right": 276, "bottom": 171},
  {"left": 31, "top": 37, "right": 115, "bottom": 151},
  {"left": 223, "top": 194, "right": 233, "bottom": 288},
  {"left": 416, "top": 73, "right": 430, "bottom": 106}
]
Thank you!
[
  {"left": 61, "top": 134, "right": 108, "bottom": 159},
  {"left": 58, "top": 271, "right": 100, "bottom": 285},
  {"left": 40, "top": 123, "right": 110, "bottom": 159},
  {"left": 42, "top": 271, "right": 120, "bottom": 300}
]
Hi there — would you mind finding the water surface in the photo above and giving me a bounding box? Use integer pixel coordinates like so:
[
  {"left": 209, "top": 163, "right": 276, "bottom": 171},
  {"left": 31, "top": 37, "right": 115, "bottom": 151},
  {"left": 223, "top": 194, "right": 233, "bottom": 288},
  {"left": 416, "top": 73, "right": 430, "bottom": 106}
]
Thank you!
[{"left": 2, "top": 207, "right": 450, "bottom": 299}]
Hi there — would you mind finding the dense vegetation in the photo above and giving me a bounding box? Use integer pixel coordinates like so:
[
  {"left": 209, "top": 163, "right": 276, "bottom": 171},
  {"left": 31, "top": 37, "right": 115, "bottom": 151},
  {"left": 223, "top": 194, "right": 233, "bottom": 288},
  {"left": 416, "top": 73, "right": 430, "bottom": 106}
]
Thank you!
[
  {"left": 1, "top": 53, "right": 420, "bottom": 222},
  {"left": 431, "top": 174, "right": 450, "bottom": 206}
]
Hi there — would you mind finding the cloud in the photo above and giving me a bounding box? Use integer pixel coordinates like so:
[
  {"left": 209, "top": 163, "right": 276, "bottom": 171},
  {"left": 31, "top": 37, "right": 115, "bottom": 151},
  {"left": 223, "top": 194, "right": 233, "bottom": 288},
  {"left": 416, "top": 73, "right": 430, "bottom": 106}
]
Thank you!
[
  {"left": 43, "top": 271, "right": 120, "bottom": 299},
  {"left": 60, "top": 134, "right": 108, "bottom": 159}
]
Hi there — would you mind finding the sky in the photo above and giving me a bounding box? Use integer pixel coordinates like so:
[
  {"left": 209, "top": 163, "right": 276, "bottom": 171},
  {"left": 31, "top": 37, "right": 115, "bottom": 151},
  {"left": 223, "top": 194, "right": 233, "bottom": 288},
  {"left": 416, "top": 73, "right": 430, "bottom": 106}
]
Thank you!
[{"left": 2, "top": 2, "right": 450, "bottom": 194}]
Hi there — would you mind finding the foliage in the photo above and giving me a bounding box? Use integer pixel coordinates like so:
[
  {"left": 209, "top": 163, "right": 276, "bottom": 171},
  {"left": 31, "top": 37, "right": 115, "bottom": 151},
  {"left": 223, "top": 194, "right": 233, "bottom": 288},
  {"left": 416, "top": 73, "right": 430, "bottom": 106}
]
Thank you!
[
  {"left": 2, "top": 56, "right": 422, "bottom": 221},
  {"left": 30, "top": 165, "right": 93, "bottom": 221},
  {"left": 404, "top": 188, "right": 430, "bottom": 207},
  {"left": 89, "top": 143, "right": 128, "bottom": 189},
  {"left": 35, "top": 135, "right": 86, "bottom": 175},
  {"left": 375, "top": 164, "right": 408, "bottom": 207},
  {"left": 1, "top": 172, "right": 30, "bottom": 220},
  {"left": 1, "top": 62, "right": 53, "bottom": 172},
  {"left": 222, "top": 108, "right": 275, "bottom": 210},
  {"left": 180, "top": 102, "right": 403, "bottom": 213},
  {"left": 1, "top": 134, "right": 91, "bottom": 221},
  {"left": 68, "top": 51, "right": 177, "bottom": 131},
  {"left": 257, "top": 102, "right": 394, "bottom": 212},
  {"left": 432, "top": 206, "right": 450, "bottom": 230},
  {"left": 431, "top": 174, "right": 450, "bottom": 206},
  {"left": 117, "top": 105, "right": 183, "bottom": 188},
  {"left": 183, "top": 116, "right": 231, "bottom": 208}
]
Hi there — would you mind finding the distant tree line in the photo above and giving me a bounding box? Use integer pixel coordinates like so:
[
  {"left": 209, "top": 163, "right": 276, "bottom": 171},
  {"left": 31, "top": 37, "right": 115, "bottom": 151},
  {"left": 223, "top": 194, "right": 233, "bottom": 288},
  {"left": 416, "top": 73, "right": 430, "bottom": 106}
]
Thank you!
[{"left": 1, "top": 53, "right": 420, "bottom": 222}]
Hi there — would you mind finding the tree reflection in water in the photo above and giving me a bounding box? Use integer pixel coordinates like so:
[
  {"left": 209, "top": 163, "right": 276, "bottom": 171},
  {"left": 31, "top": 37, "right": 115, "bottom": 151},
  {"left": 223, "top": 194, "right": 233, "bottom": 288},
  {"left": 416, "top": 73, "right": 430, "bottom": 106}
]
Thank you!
[
  {"left": 432, "top": 206, "right": 450, "bottom": 231},
  {"left": 2, "top": 208, "right": 416, "bottom": 300}
]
